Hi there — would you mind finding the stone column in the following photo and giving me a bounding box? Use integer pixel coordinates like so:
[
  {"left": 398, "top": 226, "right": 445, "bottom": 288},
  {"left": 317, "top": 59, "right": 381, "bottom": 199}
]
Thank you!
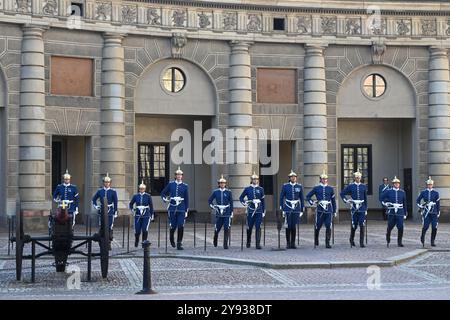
[
  {"left": 303, "top": 45, "right": 328, "bottom": 191},
  {"left": 227, "top": 41, "right": 254, "bottom": 208},
  {"left": 101, "top": 33, "right": 126, "bottom": 204},
  {"left": 428, "top": 46, "right": 450, "bottom": 211},
  {"left": 19, "top": 25, "right": 49, "bottom": 212}
]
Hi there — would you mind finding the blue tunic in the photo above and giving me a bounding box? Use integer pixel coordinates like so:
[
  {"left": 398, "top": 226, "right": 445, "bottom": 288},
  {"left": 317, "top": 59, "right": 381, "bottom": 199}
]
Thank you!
[
  {"left": 129, "top": 192, "right": 154, "bottom": 217},
  {"left": 208, "top": 188, "right": 234, "bottom": 217},
  {"left": 416, "top": 189, "right": 440, "bottom": 214},
  {"left": 239, "top": 185, "right": 266, "bottom": 214},
  {"left": 92, "top": 187, "right": 118, "bottom": 216},
  {"left": 378, "top": 184, "right": 391, "bottom": 202},
  {"left": 160, "top": 181, "right": 189, "bottom": 213},
  {"left": 306, "top": 184, "right": 336, "bottom": 214},
  {"left": 279, "top": 182, "right": 305, "bottom": 213},
  {"left": 53, "top": 183, "right": 79, "bottom": 213},
  {"left": 380, "top": 188, "right": 408, "bottom": 217},
  {"left": 340, "top": 182, "right": 368, "bottom": 213}
]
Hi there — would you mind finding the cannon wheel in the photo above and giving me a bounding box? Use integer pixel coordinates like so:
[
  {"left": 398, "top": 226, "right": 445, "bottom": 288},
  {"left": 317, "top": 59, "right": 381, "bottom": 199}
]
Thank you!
[
  {"left": 100, "top": 197, "right": 110, "bottom": 278},
  {"left": 15, "top": 200, "right": 23, "bottom": 281}
]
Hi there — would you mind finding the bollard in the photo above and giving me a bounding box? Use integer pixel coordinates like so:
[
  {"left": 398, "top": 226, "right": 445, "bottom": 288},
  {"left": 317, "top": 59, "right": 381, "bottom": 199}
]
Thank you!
[
  {"left": 204, "top": 220, "right": 207, "bottom": 251},
  {"left": 193, "top": 213, "right": 196, "bottom": 248},
  {"left": 297, "top": 222, "right": 300, "bottom": 246},
  {"left": 122, "top": 215, "right": 125, "bottom": 248},
  {"left": 241, "top": 219, "right": 244, "bottom": 251},
  {"left": 366, "top": 219, "right": 368, "bottom": 244},
  {"left": 136, "top": 240, "right": 156, "bottom": 294},
  {"left": 157, "top": 215, "right": 161, "bottom": 248}
]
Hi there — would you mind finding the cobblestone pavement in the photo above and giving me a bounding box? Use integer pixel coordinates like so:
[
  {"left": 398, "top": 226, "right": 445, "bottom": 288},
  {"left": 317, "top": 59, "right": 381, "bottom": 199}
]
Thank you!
[{"left": 0, "top": 221, "right": 449, "bottom": 299}]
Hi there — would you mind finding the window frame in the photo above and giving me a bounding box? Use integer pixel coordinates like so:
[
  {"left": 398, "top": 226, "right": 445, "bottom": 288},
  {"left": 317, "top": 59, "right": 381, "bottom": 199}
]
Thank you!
[
  {"left": 161, "top": 66, "right": 186, "bottom": 94},
  {"left": 341, "top": 144, "right": 373, "bottom": 195},
  {"left": 362, "top": 73, "right": 386, "bottom": 99},
  {"left": 259, "top": 142, "right": 274, "bottom": 195},
  {"left": 137, "top": 142, "right": 170, "bottom": 196}
]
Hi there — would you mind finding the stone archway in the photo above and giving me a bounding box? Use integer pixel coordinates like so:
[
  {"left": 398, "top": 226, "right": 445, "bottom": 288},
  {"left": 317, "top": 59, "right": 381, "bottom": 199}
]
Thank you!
[
  {"left": 336, "top": 64, "right": 419, "bottom": 218},
  {"left": 134, "top": 58, "right": 218, "bottom": 213}
]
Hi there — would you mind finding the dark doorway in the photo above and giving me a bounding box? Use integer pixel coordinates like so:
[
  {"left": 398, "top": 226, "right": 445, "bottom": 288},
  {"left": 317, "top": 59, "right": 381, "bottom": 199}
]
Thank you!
[
  {"left": 51, "top": 136, "right": 88, "bottom": 223},
  {"left": 403, "top": 168, "right": 412, "bottom": 219}
]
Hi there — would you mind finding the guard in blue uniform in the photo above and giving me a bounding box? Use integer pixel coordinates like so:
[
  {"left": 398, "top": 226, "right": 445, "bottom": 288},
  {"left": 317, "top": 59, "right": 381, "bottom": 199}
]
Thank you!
[
  {"left": 239, "top": 172, "right": 266, "bottom": 249},
  {"left": 340, "top": 171, "right": 368, "bottom": 248},
  {"left": 129, "top": 181, "right": 154, "bottom": 248},
  {"left": 380, "top": 176, "right": 407, "bottom": 247},
  {"left": 279, "top": 170, "right": 304, "bottom": 249},
  {"left": 208, "top": 175, "right": 234, "bottom": 249},
  {"left": 92, "top": 173, "right": 118, "bottom": 246},
  {"left": 306, "top": 171, "right": 337, "bottom": 249},
  {"left": 161, "top": 167, "right": 189, "bottom": 250},
  {"left": 417, "top": 176, "right": 440, "bottom": 247},
  {"left": 52, "top": 169, "right": 79, "bottom": 228},
  {"left": 378, "top": 177, "right": 390, "bottom": 220}
]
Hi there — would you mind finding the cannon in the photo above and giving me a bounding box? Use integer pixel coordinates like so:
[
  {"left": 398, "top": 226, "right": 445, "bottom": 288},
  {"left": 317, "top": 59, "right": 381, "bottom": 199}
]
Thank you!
[{"left": 11, "top": 196, "right": 111, "bottom": 282}]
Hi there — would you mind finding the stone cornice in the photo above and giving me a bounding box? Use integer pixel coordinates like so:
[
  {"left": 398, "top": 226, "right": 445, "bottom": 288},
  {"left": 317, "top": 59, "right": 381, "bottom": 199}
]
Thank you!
[{"left": 1, "top": 0, "right": 450, "bottom": 43}]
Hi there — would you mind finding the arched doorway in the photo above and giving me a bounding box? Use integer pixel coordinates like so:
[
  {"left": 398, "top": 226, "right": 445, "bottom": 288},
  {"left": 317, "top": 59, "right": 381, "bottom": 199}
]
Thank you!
[
  {"left": 337, "top": 65, "right": 418, "bottom": 220},
  {"left": 134, "top": 58, "right": 218, "bottom": 213}
]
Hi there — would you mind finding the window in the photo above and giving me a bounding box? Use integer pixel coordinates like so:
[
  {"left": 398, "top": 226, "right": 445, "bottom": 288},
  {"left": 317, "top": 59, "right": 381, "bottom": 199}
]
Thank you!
[
  {"left": 273, "top": 18, "right": 285, "bottom": 31},
  {"left": 341, "top": 145, "right": 372, "bottom": 195},
  {"left": 259, "top": 142, "right": 273, "bottom": 195},
  {"left": 363, "top": 74, "right": 386, "bottom": 98},
  {"left": 162, "top": 67, "right": 186, "bottom": 93},
  {"left": 138, "top": 143, "right": 169, "bottom": 195},
  {"left": 70, "top": 2, "right": 84, "bottom": 16}
]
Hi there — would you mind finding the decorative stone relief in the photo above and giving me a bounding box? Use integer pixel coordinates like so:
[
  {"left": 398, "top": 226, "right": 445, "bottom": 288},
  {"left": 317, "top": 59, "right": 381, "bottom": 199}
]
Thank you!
[
  {"left": 95, "top": 2, "right": 111, "bottom": 21},
  {"left": 372, "top": 39, "right": 386, "bottom": 64},
  {"left": 396, "top": 19, "right": 411, "bottom": 36},
  {"left": 223, "top": 12, "right": 237, "bottom": 30},
  {"left": 198, "top": 12, "right": 211, "bottom": 29},
  {"left": 172, "top": 9, "right": 186, "bottom": 27},
  {"left": 147, "top": 8, "right": 161, "bottom": 25},
  {"left": 15, "top": 0, "right": 31, "bottom": 14},
  {"left": 321, "top": 16, "right": 337, "bottom": 35},
  {"left": 42, "top": 0, "right": 57, "bottom": 16},
  {"left": 297, "top": 16, "right": 311, "bottom": 34},
  {"left": 368, "top": 18, "right": 387, "bottom": 35},
  {"left": 247, "top": 13, "right": 261, "bottom": 32},
  {"left": 121, "top": 5, "right": 137, "bottom": 24},
  {"left": 171, "top": 33, "right": 187, "bottom": 58},
  {"left": 446, "top": 21, "right": 450, "bottom": 36},
  {"left": 345, "top": 18, "right": 361, "bottom": 35},
  {"left": 421, "top": 19, "right": 436, "bottom": 36}
]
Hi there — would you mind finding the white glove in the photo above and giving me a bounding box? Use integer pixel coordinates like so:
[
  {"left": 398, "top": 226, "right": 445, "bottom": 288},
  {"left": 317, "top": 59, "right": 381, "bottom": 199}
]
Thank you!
[
  {"left": 282, "top": 211, "right": 285, "bottom": 218},
  {"left": 162, "top": 197, "right": 169, "bottom": 203},
  {"left": 438, "top": 211, "right": 441, "bottom": 218},
  {"left": 300, "top": 210, "right": 304, "bottom": 217},
  {"left": 365, "top": 211, "right": 368, "bottom": 216},
  {"left": 185, "top": 211, "right": 188, "bottom": 218},
  {"left": 343, "top": 198, "right": 349, "bottom": 204},
  {"left": 279, "top": 206, "right": 283, "bottom": 210},
  {"left": 333, "top": 212, "right": 337, "bottom": 217},
  {"left": 93, "top": 204, "right": 100, "bottom": 210},
  {"left": 230, "top": 211, "right": 234, "bottom": 218},
  {"left": 308, "top": 200, "right": 314, "bottom": 206},
  {"left": 151, "top": 215, "right": 155, "bottom": 221},
  {"left": 417, "top": 204, "right": 424, "bottom": 209},
  {"left": 74, "top": 207, "right": 79, "bottom": 216},
  {"left": 262, "top": 211, "right": 266, "bottom": 218},
  {"left": 114, "top": 211, "right": 118, "bottom": 218},
  {"left": 403, "top": 215, "right": 407, "bottom": 220},
  {"left": 209, "top": 204, "right": 214, "bottom": 209}
]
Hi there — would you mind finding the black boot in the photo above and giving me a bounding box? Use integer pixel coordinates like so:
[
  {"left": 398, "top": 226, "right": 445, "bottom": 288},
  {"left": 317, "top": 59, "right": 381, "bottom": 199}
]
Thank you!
[
  {"left": 285, "top": 229, "right": 291, "bottom": 249},
  {"left": 170, "top": 228, "right": 176, "bottom": 248},
  {"left": 142, "top": 231, "right": 148, "bottom": 242},
  {"left": 360, "top": 228, "right": 365, "bottom": 248},
  {"left": 255, "top": 229, "right": 262, "bottom": 249},
  {"left": 314, "top": 229, "right": 319, "bottom": 247},
  {"left": 213, "top": 230, "right": 218, "bottom": 247},
  {"left": 431, "top": 228, "right": 437, "bottom": 247},
  {"left": 134, "top": 234, "right": 140, "bottom": 248},
  {"left": 349, "top": 227, "right": 356, "bottom": 247},
  {"left": 246, "top": 229, "right": 252, "bottom": 248},
  {"left": 224, "top": 229, "right": 229, "bottom": 249},
  {"left": 397, "top": 229, "right": 404, "bottom": 247},
  {"left": 420, "top": 228, "right": 426, "bottom": 247},
  {"left": 177, "top": 227, "right": 184, "bottom": 250},
  {"left": 325, "top": 228, "right": 332, "bottom": 249},
  {"left": 386, "top": 227, "right": 391, "bottom": 248},
  {"left": 291, "top": 228, "right": 297, "bottom": 249}
]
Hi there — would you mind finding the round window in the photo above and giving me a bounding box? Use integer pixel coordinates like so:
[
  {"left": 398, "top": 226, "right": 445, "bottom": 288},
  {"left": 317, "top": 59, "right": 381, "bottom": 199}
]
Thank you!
[
  {"left": 363, "top": 74, "right": 386, "bottom": 98},
  {"left": 162, "top": 67, "right": 186, "bottom": 93}
]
